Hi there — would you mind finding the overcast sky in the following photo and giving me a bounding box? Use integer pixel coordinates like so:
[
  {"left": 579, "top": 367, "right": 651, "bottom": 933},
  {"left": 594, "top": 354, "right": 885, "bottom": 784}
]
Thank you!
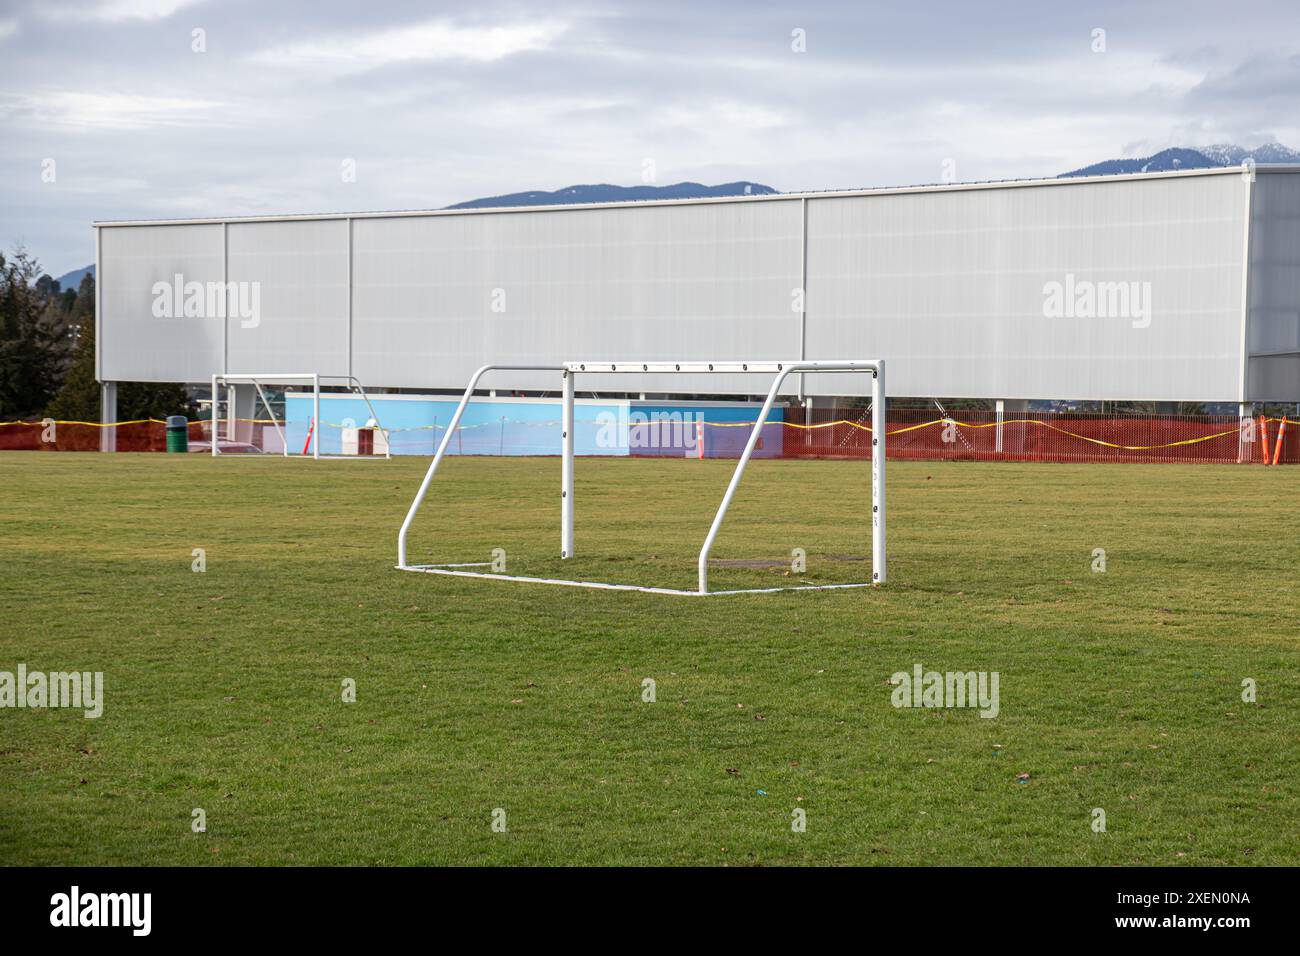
[{"left": 3, "top": 0, "right": 1299, "bottom": 276}]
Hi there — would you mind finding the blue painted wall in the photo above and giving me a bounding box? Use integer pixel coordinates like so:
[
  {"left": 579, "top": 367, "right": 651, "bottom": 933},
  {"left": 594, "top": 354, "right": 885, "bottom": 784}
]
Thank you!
[{"left": 284, "top": 394, "right": 782, "bottom": 457}]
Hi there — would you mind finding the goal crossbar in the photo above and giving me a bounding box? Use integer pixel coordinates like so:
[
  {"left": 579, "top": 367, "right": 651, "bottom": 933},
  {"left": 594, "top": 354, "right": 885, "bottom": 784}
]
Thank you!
[
  {"left": 211, "top": 373, "right": 391, "bottom": 459},
  {"left": 395, "top": 359, "right": 886, "bottom": 595}
]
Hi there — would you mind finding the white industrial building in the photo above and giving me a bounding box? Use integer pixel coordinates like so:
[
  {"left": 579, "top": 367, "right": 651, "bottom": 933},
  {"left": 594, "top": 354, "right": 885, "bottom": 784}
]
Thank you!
[{"left": 94, "top": 164, "right": 1300, "bottom": 428}]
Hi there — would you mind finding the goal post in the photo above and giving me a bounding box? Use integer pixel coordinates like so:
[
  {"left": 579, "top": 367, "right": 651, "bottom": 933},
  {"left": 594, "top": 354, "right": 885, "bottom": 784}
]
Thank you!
[
  {"left": 396, "top": 359, "right": 886, "bottom": 596},
  {"left": 210, "top": 373, "right": 391, "bottom": 458}
]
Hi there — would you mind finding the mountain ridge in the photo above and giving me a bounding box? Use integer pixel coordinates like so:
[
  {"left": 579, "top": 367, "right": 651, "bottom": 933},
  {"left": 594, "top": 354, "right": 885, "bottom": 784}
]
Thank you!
[
  {"left": 445, "top": 180, "right": 777, "bottom": 209},
  {"left": 49, "top": 145, "right": 1298, "bottom": 283},
  {"left": 1061, "top": 143, "right": 1300, "bottom": 177}
]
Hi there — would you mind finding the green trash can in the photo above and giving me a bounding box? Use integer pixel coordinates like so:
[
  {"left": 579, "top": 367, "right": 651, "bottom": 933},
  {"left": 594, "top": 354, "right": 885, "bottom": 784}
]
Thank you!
[{"left": 166, "top": 415, "right": 189, "bottom": 453}]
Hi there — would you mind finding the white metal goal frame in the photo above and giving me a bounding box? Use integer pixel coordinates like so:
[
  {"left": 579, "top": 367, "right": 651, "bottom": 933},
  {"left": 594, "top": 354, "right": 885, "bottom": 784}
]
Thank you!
[
  {"left": 395, "top": 359, "right": 886, "bottom": 596},
  {"left": 210, "top": 373, "right": 391, "bottom": 459}
]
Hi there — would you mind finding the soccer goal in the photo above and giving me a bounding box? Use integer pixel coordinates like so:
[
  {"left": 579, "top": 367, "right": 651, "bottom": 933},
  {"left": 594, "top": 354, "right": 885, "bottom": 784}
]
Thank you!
[
  {"left": 210, "top": 373, "right": 391, "bottom": 459},
  {"left": 395, "top": 360, "right": 886, "bottom": 595}
]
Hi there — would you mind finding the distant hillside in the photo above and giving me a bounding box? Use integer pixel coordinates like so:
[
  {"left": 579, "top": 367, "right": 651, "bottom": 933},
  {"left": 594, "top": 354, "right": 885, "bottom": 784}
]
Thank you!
[
  {"left": 55, "top": 264, "right": 94, "bottom": 290},
  {"left": 446, "top": 181, "right": 777, "bottom": 209},
  {"left": 1061, "top": 143, "right": 1300, "bottom": 177}
]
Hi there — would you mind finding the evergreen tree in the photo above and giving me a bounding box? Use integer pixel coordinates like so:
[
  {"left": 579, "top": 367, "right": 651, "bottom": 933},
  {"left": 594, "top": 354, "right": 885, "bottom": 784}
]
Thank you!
[
  {"left": 0, "top": 248, "right": 64, "bottom": 419},
  {"left": 45, "top": 275, "right": 100, "bottom": 421}
]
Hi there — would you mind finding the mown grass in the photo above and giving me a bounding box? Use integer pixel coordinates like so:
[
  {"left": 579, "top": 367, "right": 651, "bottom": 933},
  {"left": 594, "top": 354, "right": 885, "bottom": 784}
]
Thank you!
[{"left": 0, "top": 450, "right": 1296, "bottom": 866}]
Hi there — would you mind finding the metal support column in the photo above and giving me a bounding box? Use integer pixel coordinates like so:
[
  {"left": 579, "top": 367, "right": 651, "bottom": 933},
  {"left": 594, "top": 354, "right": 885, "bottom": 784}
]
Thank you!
[
  {"left": 210, "top": 375, "right": 219, "bottom": 456},
  {"left": 312, "top": 373, "right": 321, "bottom": 459},
  {"left": 100, "top": 381, "right": 117, "bottom": 453}
]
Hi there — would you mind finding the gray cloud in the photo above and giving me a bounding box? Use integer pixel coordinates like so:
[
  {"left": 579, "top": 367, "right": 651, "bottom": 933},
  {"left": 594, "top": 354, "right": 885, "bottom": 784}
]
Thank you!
[{"left": 3, "top": 0, "right": 1298, "bottom": 275}]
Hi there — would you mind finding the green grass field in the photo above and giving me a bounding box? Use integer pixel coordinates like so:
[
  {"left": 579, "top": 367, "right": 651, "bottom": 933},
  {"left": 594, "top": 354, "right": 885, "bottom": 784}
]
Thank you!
[{"left": 1, "top": 451, "right": 1297, "bottom": 866}]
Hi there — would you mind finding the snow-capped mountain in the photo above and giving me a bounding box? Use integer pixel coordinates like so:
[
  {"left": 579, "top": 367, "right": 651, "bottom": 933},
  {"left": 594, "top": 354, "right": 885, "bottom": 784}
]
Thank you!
[{"left": 1062, "top": 143, "right": 1300, "bottom": 177}]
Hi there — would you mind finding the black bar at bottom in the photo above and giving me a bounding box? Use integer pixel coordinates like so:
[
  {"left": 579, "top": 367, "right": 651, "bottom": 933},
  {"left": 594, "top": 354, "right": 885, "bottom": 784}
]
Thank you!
[{"left": 0, "top": 866, "right": 1282, "bottom": 941}]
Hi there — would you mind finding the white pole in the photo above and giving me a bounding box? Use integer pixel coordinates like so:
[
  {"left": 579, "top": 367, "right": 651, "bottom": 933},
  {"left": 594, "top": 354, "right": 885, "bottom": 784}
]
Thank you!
[
  {"left": 1238, "top": 401, "right": 1253, "bottom": 464},
  {"left": 872, "top": 361, "right": 887, "bottom": 584},
  {"left": 227, "top": 382, "right": 236, "bottom": 445},
  {"left": 398, "top": 368, "right": 488, "bottom": 568},
  {"left": 345, "top": 375, "right": 391, "bottom": 459},
  {"left": 561, "top": 368, "right": 575, "bottom": 558},
  {"left": 697, "top": 367, "right": 792, "bottom": 594},
  {"left": 312, "top": 373, "right": 320, "bottom": 459},
  {"left": 250, "top": 379, "right": 285, "bottom": 457},
  {"left": 397, "top": 364, "right": 565, "bottom": 568},
  {"left": 211, "top": 375, "right": 219, "bottom": 457}
]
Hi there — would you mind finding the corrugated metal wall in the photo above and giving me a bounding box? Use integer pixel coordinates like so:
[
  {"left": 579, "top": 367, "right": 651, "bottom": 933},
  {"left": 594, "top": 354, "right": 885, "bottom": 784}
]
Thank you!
[
  {"left": 98, "top": 169, "right": 1298, "bottom": 402},
  {"left": 351, "top": 200, "right": 803, "bottom": 394},
  {"left": 1248, "top": 171, "right": 1300, "bottom": 401},
  {"left": 99, "top": 223, "right": 224, "bottom": 382},
  {"left": 804, "top": 174, "right": 1247, "bottom": 400},
  {"left": 226, "top": 219, "right": 350, "bottom": 378}
]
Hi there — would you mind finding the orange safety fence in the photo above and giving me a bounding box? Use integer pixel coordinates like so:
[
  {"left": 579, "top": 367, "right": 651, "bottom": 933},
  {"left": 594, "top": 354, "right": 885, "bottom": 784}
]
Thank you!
[
  {"left": 780, "top": 410, "right": 1300, "bottom": 465},
  {"left": 2, "top": 413, "right": 1297, "bottom": 463},
  {"left": 0, "top": 419, "right": 213, "bottom": 453}
]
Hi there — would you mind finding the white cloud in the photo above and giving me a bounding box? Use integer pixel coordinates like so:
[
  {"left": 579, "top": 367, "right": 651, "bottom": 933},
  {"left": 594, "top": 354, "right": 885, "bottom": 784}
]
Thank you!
[
  {"left": 650, "top": 101, "right": 790, "bottom": 132},
  {"left": 251, "top": 18, "right": 567, "bottom": 72},
  {"left": 37, "top": 0, "right": 206, "bottom": 21},
  {"left": 3, "top": 91, "right": 224, "bottom": 129},
  {"left": 5, "top": 0, "right": 1300, "bottom": 277}
]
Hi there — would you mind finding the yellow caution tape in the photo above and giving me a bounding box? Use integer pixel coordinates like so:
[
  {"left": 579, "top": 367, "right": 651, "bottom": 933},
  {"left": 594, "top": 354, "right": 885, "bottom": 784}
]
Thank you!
[
  {"left": 672, "top": 416, "right": 1284, "bottom": 451},
  {"left": 3, "top": 416, "right": 1295, "bottom": 455},
  {"left": 0, "top": 418, "right": 168, "bottom": 427}
]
